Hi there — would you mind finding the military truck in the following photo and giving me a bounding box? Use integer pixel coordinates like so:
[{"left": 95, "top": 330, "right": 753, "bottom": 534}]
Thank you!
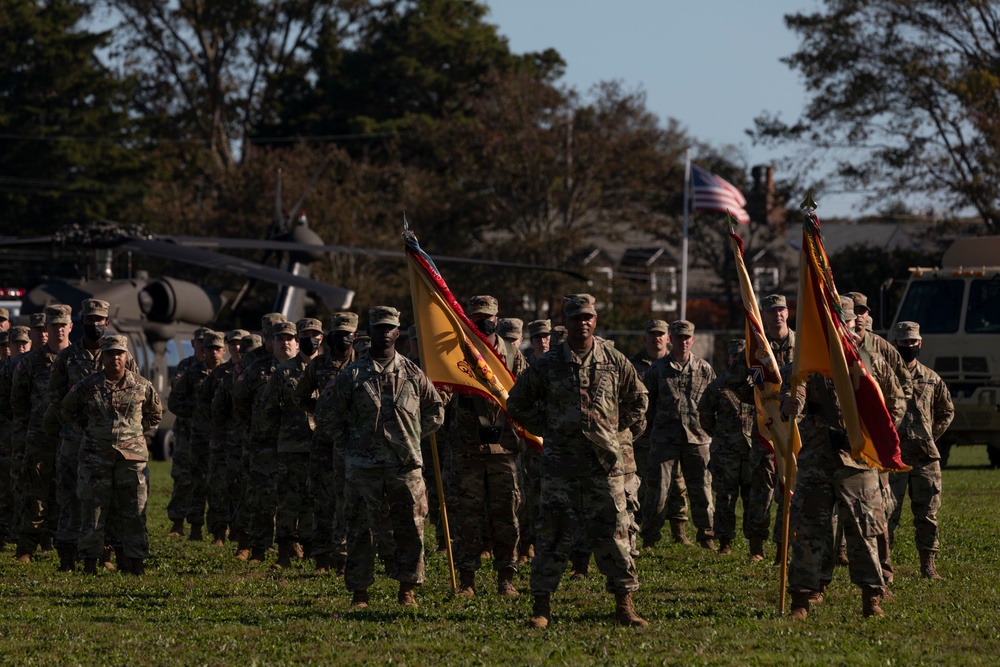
[{"left": 891, "top": 236, "right": 1000, "bottom": 467}]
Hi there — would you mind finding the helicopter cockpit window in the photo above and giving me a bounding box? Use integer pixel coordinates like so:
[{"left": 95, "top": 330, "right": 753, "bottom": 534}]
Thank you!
[
  {"left": 966, "top": 279, "right": 1000, "bottom": 334},
  {"left": 165, "top": 339, "right": 193, "bottom": 375}
]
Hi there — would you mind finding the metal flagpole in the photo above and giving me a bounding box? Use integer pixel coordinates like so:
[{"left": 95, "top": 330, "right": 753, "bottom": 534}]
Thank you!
[{"left": 680, "top": 149, "right": 691, "bottom": 320}]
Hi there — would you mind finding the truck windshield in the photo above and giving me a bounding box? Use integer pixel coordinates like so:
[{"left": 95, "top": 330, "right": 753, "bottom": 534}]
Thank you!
[
  {"left": 897, "top": 279, "right": 964, "bottom": 333},
  {"left": 966, "top": 279, "right": 1000, "bottom": 334}
]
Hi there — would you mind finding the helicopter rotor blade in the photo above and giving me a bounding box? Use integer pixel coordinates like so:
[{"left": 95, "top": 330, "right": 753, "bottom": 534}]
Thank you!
[{"left": 284, "top": 157, "right": 330, "bottom": 226}]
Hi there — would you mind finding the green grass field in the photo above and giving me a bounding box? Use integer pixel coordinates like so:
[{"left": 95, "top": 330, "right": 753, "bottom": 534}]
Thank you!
[{"left": 1, "top": 446, "right": 998, "bottom": 666}]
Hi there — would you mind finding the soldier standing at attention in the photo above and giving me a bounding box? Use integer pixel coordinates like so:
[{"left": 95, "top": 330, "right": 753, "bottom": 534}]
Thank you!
[
  {"left": 450, "top": 296, "right": 528, "bottom": 598},
  {"left": 699, "top": 339, "right": 755, "bottom": 556},
  {"left": 0, "top": 326, "right": 31, "bottom": 549},
  {"left": 517, "top": 319, "right": 552, "bottom": 564},
  {"left": 167, "top": 327, "right": 207, "bottom": 537},
  {"left": 61, "top": 335, "right": 161, "bottom": 575},
  {"left": 628, "top": 319, "right": 690, "bottom": 545},
  {"left": 28, "top": 312, "right": 48, "bottom": 349},
  {"left": 507, "top": 294, "right": 649, "bottom": 629},
  {"left": 12, "top": 304, "right": 73, "bottom": 562},
  {"left": 888, "top": 322, "right": 954, "bottom": 579},
  {"left": 298, "top": 313, "right": 357, "bottom": 574},
  {"left": 326, "top": 306, "right": 444, "bottom": 609},
  {"left": 642, "top": 319, "right": 717, "bottom": 550},
  {"left": 498, "top": 318, "right": 524, "bottom": 349},
  {"left": 264, "top": 318, "right": 324, "bottom": 569}
]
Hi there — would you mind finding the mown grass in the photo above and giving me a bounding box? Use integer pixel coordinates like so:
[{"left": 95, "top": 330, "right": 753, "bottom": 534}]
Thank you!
[{"left": 1, "top": 446, "right": 998, "bottom": 666}]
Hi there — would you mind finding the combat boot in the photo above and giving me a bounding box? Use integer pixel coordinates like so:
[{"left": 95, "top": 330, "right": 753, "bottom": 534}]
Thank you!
[
  {"left": 188, "top": 524, "right": 204, "bottom": 542},
  {"left": 698, "top": 537, "right": 715, "bottom": 551},
  {"left": 773, "top": 543, "right": 785, "bottom": 567},
  {"left": 789, "top": 591, "right": 810, "bottom": 620},
  {"left": 129, "top": 558, "right": 145, "bottom": 576},
  {"left": 350, "top": 589, "right": 369, "bottom": 609},
  {"left": 211, "top": 530, "right": 226, "bottom": 548},
  {"left": 332, "top": 556, "right": 347, "bottom": 577},
  {"left": 234, "top": 532, "right": 251, "bottom": 560},
  {"left": 57, "top": 544, "right": 76, "bottom": 572},
  {"left": 527, "top": 593, "right": 550, "bottom": 628},
  {"left": 167, "top": 519, "right": 185, "bottom": 537},
  {"left": 271, "top": 543, "right": 293, "bottom": 570},
  {"left": 83, "top": 558, "right": 99, "bottom": 575},
  {"left": 836, "top": 544, "right": 849, "bottom": 566},
  {"left": 497, "top": 567, "right": 519, "bottom": 598},
  {"left": 314, "top": 553, "right": 330, "bottom": 574},
  {"left": 920, "top": 550, "right": 943, "bottom": 579},
  {"left": 569, "top": 553, "right": 589, "bottom": 580},
  {"left": 670, "top": 519, "right": 693, "bottom": 546},
  {"left": 862, "top": 587, "right": 885, "bottom": 617},
  {"left": 248, "top": 548, "right": 267, "bottom": 564},
  {"left": 115, "top": 547, "right": 131, "bottom": 574},
  {"left": 613, "top": 592, "right": 648, "bottom": 629},
  {"left": 398, "top": 582, "right": 418, "bottom": 607},
  {"left": 749, "top": 535, "right": 765, "bottom": 562},
  {"left": 291, "top": 542, "right": 305, "bottom": 559},
  {"left": 456, "top": 569, "right": 476, "bottom": 597},
  {"left": 13, "top": 547, "right": 31, "bottom": 563},
  {"left": 102, "top": 544, "right": 116, "bottom": 570},
  {"left": 717, "top": 538, "right": 732, "bottom": 556}
]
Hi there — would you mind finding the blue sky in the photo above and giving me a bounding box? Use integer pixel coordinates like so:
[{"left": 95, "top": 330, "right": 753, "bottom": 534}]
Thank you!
[{"left": 481, "top": 0, "right": 862, "bottom": 216}]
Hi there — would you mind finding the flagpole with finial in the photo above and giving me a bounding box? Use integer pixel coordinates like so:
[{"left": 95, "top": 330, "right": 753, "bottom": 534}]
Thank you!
[{"left": 680, "top": 148, "right": 691, "bottom": 320}]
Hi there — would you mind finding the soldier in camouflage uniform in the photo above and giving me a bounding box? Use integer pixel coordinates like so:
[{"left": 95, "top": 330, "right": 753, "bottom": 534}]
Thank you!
[
  {"left": 784, "top": 301, "right": 905, "bottom": 619},
  {"left": 298, "top": 313, "right": 357, "bottom": 573},
  {"left": 628, "top": 319, "right": 690, "bottom": 545},
  {"left": 324, "top": 306, "right": 444, "bottom": 608},
  {"left": 517, "top": 319, "right": 552, "bottom": 563},
  {"left": 498, "top": 318, "right": 523, "bottom": 349},
  {"left": 888, "top": 321, "right": 954, "bottom": 579},
  {"left": 61, "top": 335, "right": 162, "bottom": 575},
  {"left": 0, "top": 326, "right": 31, "bottom": 548},
  {"left": 167, "top": 327, "right": 208, "bottom": 537},
  {"left": 0, "top": 330, "right": 7, "bottom": 365},
  {"left": 262, "top": 318, "right": 324, "bottom": 568},
  {"left": 12, "top": 304, "right": 73, "bottom": 561},
  {"left": 508, "top": 294, "right": 649, "bottom": 629},
  {"left": 642, "top": 319, "right": 717, "bottom": 550},
  {"left": 699, "top": 339, "right": 755, "bottom": 556},
  {"left": 449, "top": 296, "right": 528, "bottom": 598},
  {"left": 28, "top": 312, "right": 48, "bottom": 349},
  {"left": 169, "top": 330, "right": 226, "bottom": 541}
]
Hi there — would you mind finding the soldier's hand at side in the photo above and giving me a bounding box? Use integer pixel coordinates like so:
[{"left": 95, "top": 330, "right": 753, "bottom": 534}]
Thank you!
[{"left": 781, "top": 395, "right": 800, "bottom": 419}]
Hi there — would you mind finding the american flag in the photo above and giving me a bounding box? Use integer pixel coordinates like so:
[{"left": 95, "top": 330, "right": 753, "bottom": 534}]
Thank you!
[{"left": 691, "top": 164, "right": 750, "bottom": 224}]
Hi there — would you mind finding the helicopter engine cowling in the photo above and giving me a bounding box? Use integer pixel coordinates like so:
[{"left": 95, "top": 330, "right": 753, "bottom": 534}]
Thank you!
[{"left": 139, "top": 278, "right": 222, "bottom": 324}]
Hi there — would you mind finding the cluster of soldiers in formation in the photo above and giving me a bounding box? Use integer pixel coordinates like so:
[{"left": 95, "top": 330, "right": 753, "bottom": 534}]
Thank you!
[{"left": 0, "top": 287, "right": 954, "bottom": 629}]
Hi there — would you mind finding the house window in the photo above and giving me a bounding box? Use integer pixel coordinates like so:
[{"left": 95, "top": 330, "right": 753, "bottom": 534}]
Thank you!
[
  {"left": 650, "top": 268, "right": 677, "bottom": 312},
  {"left": 753, "top": 267, "right": 779, "bottom": 295}
]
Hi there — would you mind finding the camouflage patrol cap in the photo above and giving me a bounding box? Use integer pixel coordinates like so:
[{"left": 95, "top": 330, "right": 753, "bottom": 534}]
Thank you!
[
  {"left": 296, "top": 318, "right": 323, "bottom": 335},
  {"left": 225, "top": 329, "right": 249, "bottom": 344},
  {"left": 8, "top": 326, "right": 30, "bottom": 343},
  {"left": 893, "top": 321, "right": 922, "bottom": 342},
  {"left": 839, "top": 296, "right": 856, "bottom": 321},
  {"left": 466, "top": 295, "right": 499, "bottom": 317},
  {"left": 550, "top": 325, "right": 568, "bottom": 344},
  {"left": 645, "top": 319, "right": 669, "bottom": 334},
  {"left": 272, "top": 321, "right": 297, "bottom": 338},
  {"left": 202, "top": 331, "right": 225, "bottom": 348},
  {"left": 761, "top": 294, "right": 787, "bottom": 311},
  {"left": 29, "top": 312, "right": 46, "bottom": 328},
  {"left": 527, "top": 319, "right": 551, "bottom": 339},
  {"left": 100, "top": 335, "right": 129, "bottom": 353},
  {"left": 669, "top": 320, "right": 695, "bottom": 337},
  {"left": 193, "top": 327, "right": 212, "bottom": 342},
  {"left": 0, "top": 307, "right": 8, "bottom": 321},
  {"left": 369, "top": 306, "right": 400, "bottom": 327},
  {"left": 498, "top": 318, "right": 523, "bottom": 341},
  {"left": 80, "top": 298, "right": 110, "bottom": 318},
  {"left": 240, "top": 333, "right": 263, "bottom": 353},
  {"left": 844, "top": 291, "right": 869, "bottom": 312},
  {"left": 563, "top": 294, "right": 597, "bottom": 317},
  {"left": 353, "top": 335, "right": 372, "bottom": 353},
  {"left": 727, "top": 338, "right": 747, "bottom": 355},
  {"left": 261, "top": 312, "right": 287, "bottom": 337},
  {"left": 45, "top": 304, "right": 72, "bottom": 325},
  {"left": 329, "top": 312, "right": 359, "bottom": 333}
]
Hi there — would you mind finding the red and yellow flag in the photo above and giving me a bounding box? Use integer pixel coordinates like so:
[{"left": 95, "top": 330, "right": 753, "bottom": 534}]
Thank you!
[
  {"left": 729, "top": 228, "right": 802, "bottom": 489},
  {"left": 404, "top": 230, "right": 542, "bottom": 452},
  {"left": 792, "top": 212, "right": 907, "bottom": 471}
]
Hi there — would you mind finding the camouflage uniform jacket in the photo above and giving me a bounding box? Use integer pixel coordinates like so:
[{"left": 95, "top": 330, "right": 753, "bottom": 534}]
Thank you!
[
  {"left": 61, "top": 369, "right": 162, "bottom": 462},
  {"left": 506, "top": 338, "right": 648, "bottom": 478},
  {"left": 294, "top": 350, "right": 356, "bottom": 416},
  {"left": 232, "top": 355, "right": 280, "bottom": 448},
  {"left": 766, "top": 329, "right": 795, "bottom": 368},
  {"left": 324, "top": 351, "right": 444, "bottom": 470},
  {"left": 11, "top": 345, "right": 61, "bottom": 436},
  {"left": 202, "top": 360, "right": 235, "bottom": 442},
  {"left": 897, "top": 360, "right": 954, "bottom": 464},
  {"left": 698, "top": 370, "right": 755, "bottom": 455},
  {"left": 858, "top": 331, "right": 912, "bottom": 399},
  {"left": 448, "top": 336, "right": 528, "bottom": 455},
  {"left": 47, "top": 339, "right": 138, "bottom": 438},
  {"left": 261, "top": 355, "right": 313, "bottom": 454},
  {"left": 0, "top": 357, "right": 16, "bottom": 441},
  {"left": 168, "top": 360, "right": 215, "bottom": 440},
  {"left": 644, "top": 353, "right": 716, "bottom": 448}
]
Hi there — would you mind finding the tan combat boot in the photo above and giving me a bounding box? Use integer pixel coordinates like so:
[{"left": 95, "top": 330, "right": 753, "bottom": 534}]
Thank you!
[
  {"left": 836, "top": 544, "right": 849, "bottom": 566},
  {"left": 456, "top": 569, "right": 476, "bottom": 597},
  {"left": 350, "top": 589, "right": 369, "bottom": 609},
  {"left": 527, "top": 593, "right": 551, "bottom": 628},
  {"left": 920, "top": 550, "right": 944, "bottom": 579},
  {"left": 748, "top": 535, "right": 765, "bottom": 563},
  {"left": 314, "top": 553, "right": 330, "bottom": 574},
  {"left": 670, "top": 519, "right": 693, "bottom": 546},
  {"left": 717, "top": 538, "right": 732, "bottom": 556},
  {"left": 102, "top": 544, "right": 116, "bottom": 570},
  {"left": 613, "top": 592, "right": 649, "bottom": 629},
  {"left": 862, "top": 587, "right": 885, "bottom": 618},
  {"left": 211, "top": 530, "right": 226, "bottom": 548},
  {"left": 569, "top": 553, "right": 589, "bottom": 580},
  {"left": 234, "top": 532, "right": 251, "bottom": 561},
  {"left": 398, "top": 582, "right": 418, "bottom": 608},
  {"left": 291, "top": 542, "right": 305, "bottom": 559},
  {"left": 14, "top": 547, "right": 32, "bottom": 564},
  {"left": 698, "top": 537, "right": 715, "bottom": 551},
  {"left": 167, "top": 519, "right": 185, "bottom": 537},
  {"left": 248, "top": 548, "right": 267, "bottom": 564},
  {"left": 497, "top": 567, "right": 519, "bottom": 598},
  {"left": 272, "top": 543, "right": 292, "bottom": 570},
  {"left": 789, "top": 591, "right": 811, "bottom": 620}
]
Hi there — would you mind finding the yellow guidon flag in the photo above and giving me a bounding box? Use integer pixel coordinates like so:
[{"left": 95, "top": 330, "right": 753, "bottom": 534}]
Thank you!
[{"left": 404, "top": 230, "right": 542, "bottom": 452}]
